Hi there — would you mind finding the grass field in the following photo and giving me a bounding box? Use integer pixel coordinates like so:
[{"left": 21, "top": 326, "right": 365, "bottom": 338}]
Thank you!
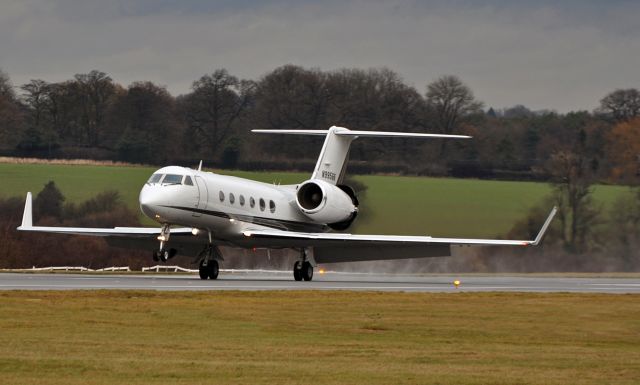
[
  {"left": 0, "top": 290, "right": 638, "bottom": 385},
  {"left": 0, "top": 163, "right": 632, "bottom": 237}
]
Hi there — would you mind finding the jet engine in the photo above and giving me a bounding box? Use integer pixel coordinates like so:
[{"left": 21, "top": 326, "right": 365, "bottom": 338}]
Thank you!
[{"left": 296, "top": 179, "right": 358, "bottom": 229}]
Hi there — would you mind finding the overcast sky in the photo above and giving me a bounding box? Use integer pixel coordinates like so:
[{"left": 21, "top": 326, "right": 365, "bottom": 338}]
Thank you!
[{"left": 1, "top": 0, "right": 639, "bottom": 112}]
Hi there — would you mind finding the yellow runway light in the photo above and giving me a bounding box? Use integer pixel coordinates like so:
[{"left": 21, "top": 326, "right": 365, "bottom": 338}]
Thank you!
[{"left": 453, "top": 280, "right": 461, "bottom": 289}]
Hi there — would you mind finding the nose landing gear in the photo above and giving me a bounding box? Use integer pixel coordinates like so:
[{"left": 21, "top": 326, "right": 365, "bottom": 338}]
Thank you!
[
  {"left": 152, "top": 248, "right": 177, "bottom": 262},
  {"left": 152, "top": 224, "right": 175, "bottom": 262}
]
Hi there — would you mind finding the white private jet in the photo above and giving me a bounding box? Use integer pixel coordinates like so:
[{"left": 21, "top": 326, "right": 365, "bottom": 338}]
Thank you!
[{"left": 17, "top": 126, "right": 556, "bottom": 281}]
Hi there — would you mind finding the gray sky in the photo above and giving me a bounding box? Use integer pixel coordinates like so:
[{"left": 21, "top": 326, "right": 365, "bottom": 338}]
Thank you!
[{"left": 1, "top": 0, "right": 639, "bottom": 112}]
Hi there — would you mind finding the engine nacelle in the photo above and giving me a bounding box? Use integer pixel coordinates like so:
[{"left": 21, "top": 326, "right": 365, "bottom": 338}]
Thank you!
[{"left": 296, "top": 179, "right": 358, "bottom": 225}]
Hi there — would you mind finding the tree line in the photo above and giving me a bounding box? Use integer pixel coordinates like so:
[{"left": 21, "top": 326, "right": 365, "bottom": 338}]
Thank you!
[
  {"left": 1, "top": 66, "right": 639, "bottom": 181},
  {"left": 2, "top": 66, "right": 640, "bottom": 270}
]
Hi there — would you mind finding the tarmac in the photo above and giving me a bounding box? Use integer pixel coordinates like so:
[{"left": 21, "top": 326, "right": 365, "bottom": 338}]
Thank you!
[{"left": 1, "top": 272, "right": 639, "bottom": 292}]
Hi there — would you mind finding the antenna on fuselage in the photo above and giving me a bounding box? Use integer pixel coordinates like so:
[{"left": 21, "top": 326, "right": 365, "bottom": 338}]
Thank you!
[{"left": 197, "top": 160, "right": 203, "bottom": 171}]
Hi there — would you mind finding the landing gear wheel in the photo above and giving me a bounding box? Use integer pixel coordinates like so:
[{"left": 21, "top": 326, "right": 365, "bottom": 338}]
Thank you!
[
  {"left": 159, "top": 249, "right": 170, "bottom": 262},
  {"left": 301, "top": 261, "right": 313, "bottom": 282},
  {"left": 198, "top": 260, "right": 208, "bottom": 280},
  {"left": 152, "top": 251, "right": 160, "bottom": 262},
  {"left": 293, "top": 261, "right": 303, "bottom": 281},
  {"left": 207, "top": 260, "right": 219, "bottom": 280}
]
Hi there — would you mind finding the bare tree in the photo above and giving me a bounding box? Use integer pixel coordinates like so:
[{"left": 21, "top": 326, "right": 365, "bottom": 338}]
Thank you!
[
  {"left": 74, "top": 70, "right": 115, "bottom": 146},
  {"left": 109, "top": 81, "right": 181, "bottom": 163},
  {"left": 253, "top": 65, "right": 329, "bottom": 130},
  {"left": 21, "top": 80, "right": 49, "bottom": 128},
  {"left": 426, "top": 75, "right": 483, "bottom": 158},
  {"left": 182, "top": 69, "right": 254, "bottom": 156},
  {"left": 426, "top": 75, "right": 483, "bottom": 135},
  {"left": 599, "top": 88, "right": 640, "bottom": 122},
  {"left": 0, "top": 69, "right": 16, "bottom": 99},
  {"left": 548, "top": 150, "right": 599, "bottom": 253},
  {"left": 0, "top": 69, "right": 24, "bottom": 149}
]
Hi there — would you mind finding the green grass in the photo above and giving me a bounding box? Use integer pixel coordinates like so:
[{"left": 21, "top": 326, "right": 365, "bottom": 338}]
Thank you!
[
  {"left": 0, "top": 291, "right": 638, "bottom": 385},
  {"left": 0, "top": 163, "right": 632, "bottom": 237}
]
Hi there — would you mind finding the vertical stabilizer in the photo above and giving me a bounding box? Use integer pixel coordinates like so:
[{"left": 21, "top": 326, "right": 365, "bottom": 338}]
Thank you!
[{"left": 311, "top": 126, "right": 355, "bottom": 185}]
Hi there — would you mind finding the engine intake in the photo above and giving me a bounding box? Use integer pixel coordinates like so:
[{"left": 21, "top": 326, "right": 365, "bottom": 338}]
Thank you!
[
  {"left": 296, "top": 180, "right": 358, "bottom": 226},
  {"left": 297, "top": 182, "right": 324, "bottom": 211}
]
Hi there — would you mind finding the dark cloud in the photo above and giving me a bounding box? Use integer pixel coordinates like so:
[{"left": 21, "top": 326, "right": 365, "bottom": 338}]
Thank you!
[{"left": 0, "top": 0, "right": 638, "bottom": 112}]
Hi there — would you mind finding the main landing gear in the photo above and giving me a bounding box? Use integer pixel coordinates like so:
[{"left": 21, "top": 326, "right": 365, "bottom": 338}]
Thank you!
[
  {"left": 199, "top": 259, "right": 219, "bottom": 280},
  {"left": 293, "top": 248, "right": 314, "bottom": 281},
  {"left": 196, "top": 240, "right": 223, "bottom": 280}
]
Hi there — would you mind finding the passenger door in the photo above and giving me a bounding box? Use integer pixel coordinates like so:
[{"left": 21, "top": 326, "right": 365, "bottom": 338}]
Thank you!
[{"left": 194, "top": 176, "right": 208, "bottom": 217}]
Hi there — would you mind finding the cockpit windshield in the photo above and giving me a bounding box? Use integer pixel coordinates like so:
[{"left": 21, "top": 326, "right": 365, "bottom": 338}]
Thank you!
[
  {"left": 147, "top": 173, "right": 193, "bottom": 186},
  {"left": 162, "top": 174, "right": 183, "bottom": 185},
  {"left": 147, "top": 174, "right": 163, "bottom": 184}
]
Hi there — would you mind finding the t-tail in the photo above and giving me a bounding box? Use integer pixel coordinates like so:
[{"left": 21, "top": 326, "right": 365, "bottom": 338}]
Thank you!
[{"left": 252, "top": 126, "right": 471, "bottom": 184}]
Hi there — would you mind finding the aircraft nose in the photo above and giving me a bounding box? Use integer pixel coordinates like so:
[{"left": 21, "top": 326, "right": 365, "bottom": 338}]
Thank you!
[{"left": 139, "top": 186, "right": 164, "bottom": 218}]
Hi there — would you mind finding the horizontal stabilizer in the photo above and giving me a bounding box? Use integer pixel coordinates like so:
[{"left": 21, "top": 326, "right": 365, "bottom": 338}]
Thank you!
[{"left": 252, "top": 128, "right": 471, "bottom": 139}]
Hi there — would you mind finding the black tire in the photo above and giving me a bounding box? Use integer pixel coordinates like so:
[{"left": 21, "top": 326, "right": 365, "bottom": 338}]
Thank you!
[
  {"left": 302, "top": 261, "right": 313, "bottom": 281},
  {"left": 198, "top": 260, "right": 208, "bottom": 280},
  {"left": 152, "top": 251, "right": 159, "bottom": 262},
  {"left": 159, "top": 249, "right": 169, "bottom": 262},
  {"left": 208, "top": 260, "right": 219, "bottom": 280},
  {"left": 293, "top": 261, "right": 303, "bottom": 281}
]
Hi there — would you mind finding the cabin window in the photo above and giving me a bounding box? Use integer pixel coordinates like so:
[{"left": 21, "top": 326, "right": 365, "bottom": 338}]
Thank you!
[
  {"left": 184, "top": 176, "right": 194, "bottom": 186},
  {"left": 229, "top": 193, "right": 235, "bottom": 204},
  {"left": 269, "top": 200, "right": 276, "bottom": 213},
  {"left": 147, "top": 174, "right": 163, "bottom": 184},
  {"left": 239, "top": 195, "right": 245, "bottom": 206},
  {"left": 162, "top": 174, "right": 183, "bottom": 185},
  {"left": 219, "top": 191, "right": 225, "bottom": 202},
  {"left": 250, "top": 197, "right": 255, "bottom": 208},
  {"left": 259, "top": 198, "right": 266, "bottom": 211}
]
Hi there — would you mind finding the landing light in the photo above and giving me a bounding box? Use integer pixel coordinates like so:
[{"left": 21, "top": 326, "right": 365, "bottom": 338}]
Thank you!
[
  {"left": 157, "top": 235, "right": 167, "bottom": 241},
  {"left": 191, "top": 228, "right": 199, "bottom": 235}
]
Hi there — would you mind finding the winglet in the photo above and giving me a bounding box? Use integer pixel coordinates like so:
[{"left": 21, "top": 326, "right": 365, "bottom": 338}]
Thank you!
[
  {"left": 197, "top": 160, "right": 203, "bottom": 171},
  {"left": 19, "top": 192, "right": 33, "bottom": 229},
  {"left": 531, "top": 206, "right": 557, "bottom": 245}
]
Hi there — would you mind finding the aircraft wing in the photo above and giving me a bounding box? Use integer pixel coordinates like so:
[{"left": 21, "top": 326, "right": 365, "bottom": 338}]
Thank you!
[
  {"left": 242, "top": 207, "right": 557, "bottom": 263},
  {"left": 16, "top": 192, "right": 194, "bottom": 238}
]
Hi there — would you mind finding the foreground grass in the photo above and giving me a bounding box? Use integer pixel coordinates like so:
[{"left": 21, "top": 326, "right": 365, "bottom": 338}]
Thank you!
[{"left": 0, "top": 291, "right": 638, "bottom": 385}]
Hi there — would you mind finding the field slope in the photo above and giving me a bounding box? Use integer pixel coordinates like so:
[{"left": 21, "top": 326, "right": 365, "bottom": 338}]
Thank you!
[{"left": 0, "top": 163, "right": 631, "bottom": 237}]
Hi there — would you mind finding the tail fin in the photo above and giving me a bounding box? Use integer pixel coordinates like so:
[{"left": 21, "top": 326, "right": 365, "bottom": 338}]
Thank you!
[{"left": 252, "top": 126, "right": 471, "bottom": 185}]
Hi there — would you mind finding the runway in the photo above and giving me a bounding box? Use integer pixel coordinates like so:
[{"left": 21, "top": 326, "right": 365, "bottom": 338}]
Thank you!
[{"left": 1, "top": 272, "right": 639, "bottom": 292}]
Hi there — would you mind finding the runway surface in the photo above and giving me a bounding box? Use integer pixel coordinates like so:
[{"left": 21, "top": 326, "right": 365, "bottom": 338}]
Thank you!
[{"left": 1, "top": 272, "right": 640, "bottom": 292}]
